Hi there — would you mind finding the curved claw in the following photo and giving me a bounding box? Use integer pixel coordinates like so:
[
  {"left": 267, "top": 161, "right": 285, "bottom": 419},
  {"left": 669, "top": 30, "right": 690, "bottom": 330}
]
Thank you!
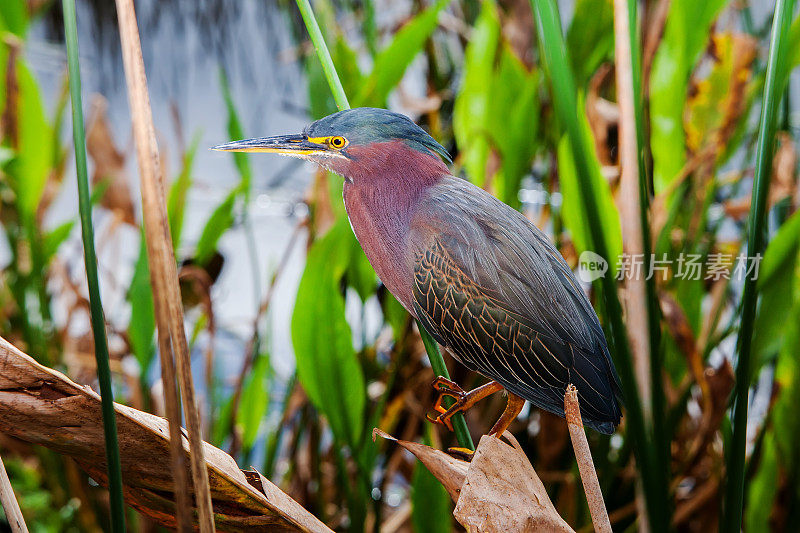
[
  {"left": 431, "top": 376, "right": 465, "bottom": 395},
  {"left": 426, "top": 379, "right": 505, "bottom": 434},
  {"left": 426, "top": 411, "right": 454, "bottom": 432}
]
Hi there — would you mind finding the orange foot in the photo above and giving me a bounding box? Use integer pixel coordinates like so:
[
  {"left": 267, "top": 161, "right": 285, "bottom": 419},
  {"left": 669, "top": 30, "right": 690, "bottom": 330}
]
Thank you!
[{"left": 426, "top": 377, "right": 504, "bottom": 432}]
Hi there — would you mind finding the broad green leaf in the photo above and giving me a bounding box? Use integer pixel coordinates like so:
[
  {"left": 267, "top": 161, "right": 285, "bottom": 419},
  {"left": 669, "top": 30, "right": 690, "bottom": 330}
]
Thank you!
[
  {"left": 307, "top": 57, "right": 338, "bottom": 119},
  {"left": 454, "top": 1, "right": 539, "bottom": 206},
  {"left": 453, "top": 1, "right": 501, "bottom": 188},
  {"left": 778, "top": 15, "right": 800, "bottom": 93},
  {"left": 772, "top": 282, "right": 800, "bottom": 475},
  {"left": 238, "top": 353, "right": 271, "bottom": 450},
  {"left": 556, "top": 113, "right": 622, "bottom": 274},
  {"left": 487, "top": 50, "right": 539, "bottom": 207},
  {"left": 219, "top": 69, "right": 252, "bottom": 197},
  {"left": 675, "top": 276, "right": 704, "bottom": 336},
  {"left": 292, "top": 217, "right": 366, "bottom": 447},
  {"left": 745, "top": 433, "right": 779, "bottom": 531},
  {"left": 334, "top": 36, "right": 364, "bottom": 104},
  {"left": 347, "top": 234, "right": 377, "bottom": 302},
  {"left": 752, "top": 211, "right": 800, "bottom": 379},
  {"left": 649, "top": 0, "right": 728, "bottom": 194},
  {"left": 355, "top": 0, "right": 449, "bottom": 107},
  {"left": 195, "top": 189, "right": 237, "bottom": 266},
  {"left": 168, "top": 133, "right": 200, "bottom": 249},
  {"left": 0, "top": 0, "right": 28, "bottom": 37},
  {"left": 382, "top": 292, "right": 408, "bottom": 343},
  {"left": 748, "top": 244, "right": 800, "bottom": 526},
  {"left": 5, "top": 58, "right": 53, "bottom": 216},
  {"left": 43, "top": 221, "right": 75, "bottom": 262},
  {"left": 128, "top": 238, "right": 156, "bottom": 372},
  {"left": 566, "top": 0, "right": 614, "bottom": 87}
]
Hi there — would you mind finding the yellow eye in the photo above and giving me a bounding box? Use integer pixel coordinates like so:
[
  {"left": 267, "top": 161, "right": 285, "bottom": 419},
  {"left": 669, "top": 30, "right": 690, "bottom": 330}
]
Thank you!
[{"left": 329, "top": 136, "right": 347, "bottom": 149}]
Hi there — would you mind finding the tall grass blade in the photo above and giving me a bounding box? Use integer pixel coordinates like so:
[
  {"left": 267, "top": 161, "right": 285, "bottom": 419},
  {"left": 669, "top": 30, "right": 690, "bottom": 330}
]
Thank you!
[
  {"left": 295, "top": 0, "right": 474, "bottom": 451},
  {"left": 61, "top": 1, "right": 126, "bottom": 529},
  {"left": 723, "top": 0, "right": 797, "bottom": 529},
  {"left": 296, "top": 0, "right": 350, "bottom": 110},
  {"left": 530, "top": 0, "right": 668, "bottom": 528}
]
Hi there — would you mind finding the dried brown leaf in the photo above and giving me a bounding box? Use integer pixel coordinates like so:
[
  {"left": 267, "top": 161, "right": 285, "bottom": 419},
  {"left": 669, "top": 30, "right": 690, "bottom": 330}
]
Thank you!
[
  {"left": 374, "top": 428, "right": 574, "bottom": 532},
  {"left": 771, "top": 132, "right": 798, "bottom": 208},
  {"left": 0, "top": 336, "right": 332, "bottom": 533},
  {"left": 86, "top": 95, "right": 137, "bottom": 226},
  {"left": 685, "top": 33, "right": 757, "bottom": 156},
  {"left": 372, "top": 428, "right": 468, "bottom": 501},
  {"left": 454, "top": 434, "right": 574, "bottom": 532}
]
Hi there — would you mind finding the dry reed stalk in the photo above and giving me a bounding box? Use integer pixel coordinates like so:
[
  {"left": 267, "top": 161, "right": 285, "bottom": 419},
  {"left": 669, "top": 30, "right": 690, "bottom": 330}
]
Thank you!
[
  {"left": 565, "top": 385, "right": 611, "bottom": 533},
  {"left": 613, "top": 2, "right": 655, "bottom": 526},
  {"left": 613, "top": 0, "right": 651, "bottom": 416},
  {"left": 114, "top": 0, "right": 214, "bottom": 530},
  {"left": 0, "top": 454, "right": 28, "bottom": 533}
]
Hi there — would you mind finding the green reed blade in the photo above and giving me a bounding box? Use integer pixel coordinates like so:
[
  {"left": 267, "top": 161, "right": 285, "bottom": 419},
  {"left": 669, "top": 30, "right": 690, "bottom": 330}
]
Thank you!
[
  {"left": 61, "top": 0, "right": 126, "bottom": 530},
  {"left": 723, "top": 0, "right": 797, "bottom": 529},
  {"left": 419, "top": 322, "right": 475, "bottom": 451},
  {"left": 296, "top": 0, "right": 350, "bottom": 111}
]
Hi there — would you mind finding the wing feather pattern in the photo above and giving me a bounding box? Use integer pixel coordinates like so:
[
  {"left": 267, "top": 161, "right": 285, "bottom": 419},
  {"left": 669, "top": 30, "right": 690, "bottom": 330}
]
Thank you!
[{"left": 409, "top": 178, "right": 622, "bottom": 434}]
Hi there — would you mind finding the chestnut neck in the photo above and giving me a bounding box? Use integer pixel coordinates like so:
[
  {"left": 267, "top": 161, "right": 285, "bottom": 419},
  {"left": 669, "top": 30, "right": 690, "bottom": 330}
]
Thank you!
[
  {"left": 338, "top": 140, "right": 448, "bottom": 218},
  {"left": 338, "top": 140, "right": 448, "bottom": 308}
]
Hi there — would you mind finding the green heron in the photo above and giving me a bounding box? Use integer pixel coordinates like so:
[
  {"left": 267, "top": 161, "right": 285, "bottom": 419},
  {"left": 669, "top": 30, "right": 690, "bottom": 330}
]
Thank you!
[{"left": 215, "top": 107, "right": 622, "bottom": 436}]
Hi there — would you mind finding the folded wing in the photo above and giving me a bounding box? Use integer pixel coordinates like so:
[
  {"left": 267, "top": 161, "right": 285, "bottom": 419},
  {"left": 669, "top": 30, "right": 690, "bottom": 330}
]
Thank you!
[{"left": 409, "top": 178, "right": 622, "bottom": 433}]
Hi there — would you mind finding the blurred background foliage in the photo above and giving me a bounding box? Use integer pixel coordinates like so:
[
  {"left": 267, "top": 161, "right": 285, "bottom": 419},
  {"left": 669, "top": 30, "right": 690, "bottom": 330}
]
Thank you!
[{"left": 0, "top": 0, "right": 799, "bottom": 531}]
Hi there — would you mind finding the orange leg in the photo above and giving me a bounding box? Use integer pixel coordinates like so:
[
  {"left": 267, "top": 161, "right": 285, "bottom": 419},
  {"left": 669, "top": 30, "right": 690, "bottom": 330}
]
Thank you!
[
  {"left": 427, "top": 377, "right": 504, "bottom": 431},
  {"left": 488, "top": 391, "right": 526, "bottom": 437}
]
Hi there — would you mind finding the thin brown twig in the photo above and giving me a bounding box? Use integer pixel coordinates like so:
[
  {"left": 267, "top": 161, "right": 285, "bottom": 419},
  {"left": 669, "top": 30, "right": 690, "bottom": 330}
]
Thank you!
[
  {"left": 565, "top": 385, "right": 611, "bottom": 533},
  {"left": 673, "top": 477, "right": 719, "bottom": 526},
  {"left": 114, "top": 0, "right": 214, "bottom": 530},
  {"left": 178, "top": 265, "right": 216, "bottom": 436},
  {"left": 0, "top": 453, "right": 28, "bottom": 533}
]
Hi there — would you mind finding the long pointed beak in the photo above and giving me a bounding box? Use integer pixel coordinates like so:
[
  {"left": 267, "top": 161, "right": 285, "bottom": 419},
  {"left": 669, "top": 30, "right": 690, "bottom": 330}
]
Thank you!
[{"left": 212, "top": 133, "right": 329, "bottom": 156}]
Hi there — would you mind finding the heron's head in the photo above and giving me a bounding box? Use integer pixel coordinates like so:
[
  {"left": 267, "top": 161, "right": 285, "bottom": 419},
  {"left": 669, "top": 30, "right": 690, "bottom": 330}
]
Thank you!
[{"left": 213, "top": 107, "right": 451, "bottom": 182}]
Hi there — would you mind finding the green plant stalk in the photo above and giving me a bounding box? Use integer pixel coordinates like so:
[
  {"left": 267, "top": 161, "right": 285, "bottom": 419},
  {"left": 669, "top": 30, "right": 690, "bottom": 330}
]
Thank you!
[
  {"left": 295, "top": 0, "right": 474, "bottom": 451},
  {"left": 723, "top": 0, "right": 796, "bottom": 529},
  {"left": 61, "top": 0, "right": 126, "bottom": 530},
  {"left": 530, "top": 0, "right": 667, "bottom": 528},
  {"left": 296, "top": 0, "right": 350, "bottom": 110},
  {"left": 418, "top": 322, "right": 475, "bottom": 450}
]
